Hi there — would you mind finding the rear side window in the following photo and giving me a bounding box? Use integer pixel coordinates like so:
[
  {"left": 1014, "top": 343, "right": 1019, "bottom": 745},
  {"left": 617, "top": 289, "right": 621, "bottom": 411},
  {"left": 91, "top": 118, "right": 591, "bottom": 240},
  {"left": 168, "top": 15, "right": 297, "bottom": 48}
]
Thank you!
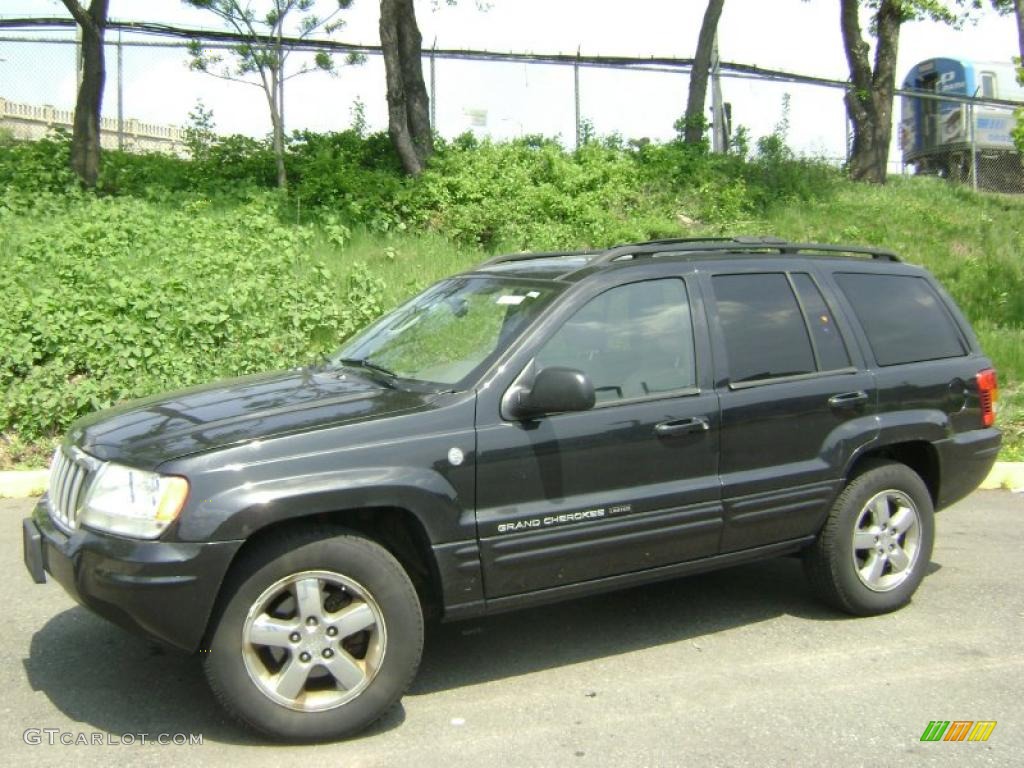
[
  {"left": 835, "top": 273, "right": 966, "bottom": 366},
  {"left": 712, "top": 274, "right": 816, "bottom": 383}
]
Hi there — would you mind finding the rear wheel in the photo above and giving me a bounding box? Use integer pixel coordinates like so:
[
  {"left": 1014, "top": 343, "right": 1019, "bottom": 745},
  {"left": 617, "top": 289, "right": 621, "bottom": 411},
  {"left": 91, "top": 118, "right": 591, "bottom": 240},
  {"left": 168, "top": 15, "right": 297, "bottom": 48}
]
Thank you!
[
  {"left": 204, "top": 529, "right": 423, "bottom": 742},
  {"left": 803, "top": 461, "right": 934, "bottom": 615}
]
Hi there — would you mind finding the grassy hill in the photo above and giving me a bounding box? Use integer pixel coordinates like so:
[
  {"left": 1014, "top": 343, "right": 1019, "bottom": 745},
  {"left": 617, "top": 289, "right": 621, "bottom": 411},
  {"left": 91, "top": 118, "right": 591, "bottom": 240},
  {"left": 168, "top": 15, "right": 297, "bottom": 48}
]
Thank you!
[{"left": 1, "top": 133, "right": 1021, "bottom": 466}]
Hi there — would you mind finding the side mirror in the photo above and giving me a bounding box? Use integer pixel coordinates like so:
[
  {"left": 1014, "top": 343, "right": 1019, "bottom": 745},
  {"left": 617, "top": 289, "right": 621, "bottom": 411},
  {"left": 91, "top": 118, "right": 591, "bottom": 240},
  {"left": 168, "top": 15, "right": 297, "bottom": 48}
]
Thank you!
[{"left": 510, "top": 366, "right": 596, "bottom": 419}]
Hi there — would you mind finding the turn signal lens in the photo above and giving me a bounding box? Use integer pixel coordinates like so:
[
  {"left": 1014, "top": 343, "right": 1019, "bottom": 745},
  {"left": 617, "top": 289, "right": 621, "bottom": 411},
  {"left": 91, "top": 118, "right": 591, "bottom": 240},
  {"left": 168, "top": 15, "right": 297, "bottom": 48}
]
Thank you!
[{"left": 976, "top": 368, "right": 998, "bottom": 427}]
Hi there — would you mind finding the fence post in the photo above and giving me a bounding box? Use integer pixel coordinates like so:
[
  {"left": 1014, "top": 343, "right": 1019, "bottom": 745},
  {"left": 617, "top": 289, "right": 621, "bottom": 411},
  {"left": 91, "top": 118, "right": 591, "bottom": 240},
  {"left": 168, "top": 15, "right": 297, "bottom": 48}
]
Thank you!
[
  {"left": 75, "top": 24, "right": 83, "bottom": 89},
  {"left": 117, "top": 31, "right": 124, "bottom": 150},
  {"left": 969, "top": 100, "right": 978, "bottom": 192},
  {"left": 710, "top": 31, "right": 724, "bottom": 153},
  {"left": 574, "top": 46, "right": 582, "bottom": 149},
  {"left": 429, "top": 38, "right": 437, "bottom": 131}
]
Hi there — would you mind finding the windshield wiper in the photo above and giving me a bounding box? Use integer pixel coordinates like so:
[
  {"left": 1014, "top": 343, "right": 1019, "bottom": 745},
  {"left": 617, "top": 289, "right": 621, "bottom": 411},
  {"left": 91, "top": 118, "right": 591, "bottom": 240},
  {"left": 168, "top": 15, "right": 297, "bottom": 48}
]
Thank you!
[{"left": 335, "top": 357, "right": 400, "bottom": 386}]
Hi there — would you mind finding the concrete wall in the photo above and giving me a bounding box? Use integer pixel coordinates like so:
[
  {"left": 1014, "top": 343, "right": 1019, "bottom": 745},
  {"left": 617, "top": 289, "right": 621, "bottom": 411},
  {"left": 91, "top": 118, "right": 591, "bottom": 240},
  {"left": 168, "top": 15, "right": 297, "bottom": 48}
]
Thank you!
[{"left": 0, "top": 97, "right": 186, "bottom": 156}]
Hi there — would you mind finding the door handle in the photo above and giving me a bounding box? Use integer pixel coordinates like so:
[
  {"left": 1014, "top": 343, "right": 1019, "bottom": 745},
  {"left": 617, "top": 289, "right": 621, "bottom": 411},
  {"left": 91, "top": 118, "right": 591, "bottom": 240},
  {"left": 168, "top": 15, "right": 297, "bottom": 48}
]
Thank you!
[
  {"left": 655, "top": 417, "right": 710, "bottom": 437},
  {"left": 828, "top": 390, "right": 869, "bottom": 409}
]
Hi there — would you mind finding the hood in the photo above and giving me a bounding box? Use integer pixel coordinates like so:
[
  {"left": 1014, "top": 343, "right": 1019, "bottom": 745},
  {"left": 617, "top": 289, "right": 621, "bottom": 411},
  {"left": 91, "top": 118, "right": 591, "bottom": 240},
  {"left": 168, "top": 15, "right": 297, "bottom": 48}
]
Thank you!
[{"left": 67, "top": 367, "right": 436, "bottom": 468}]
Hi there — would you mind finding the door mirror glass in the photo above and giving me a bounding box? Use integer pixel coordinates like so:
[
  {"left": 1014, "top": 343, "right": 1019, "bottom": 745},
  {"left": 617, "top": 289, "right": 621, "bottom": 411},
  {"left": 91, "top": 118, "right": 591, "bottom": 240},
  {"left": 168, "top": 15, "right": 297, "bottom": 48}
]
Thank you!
[{"left": 511, "top": 367, "right": 596, "bottom": 419}]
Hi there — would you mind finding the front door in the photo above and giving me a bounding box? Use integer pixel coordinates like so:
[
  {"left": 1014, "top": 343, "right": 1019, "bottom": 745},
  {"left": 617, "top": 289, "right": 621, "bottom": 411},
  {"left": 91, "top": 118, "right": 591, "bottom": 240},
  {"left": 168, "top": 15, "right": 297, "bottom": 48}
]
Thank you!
[{"left": 475, "top": 276, "right": 722, "bottom": 598}]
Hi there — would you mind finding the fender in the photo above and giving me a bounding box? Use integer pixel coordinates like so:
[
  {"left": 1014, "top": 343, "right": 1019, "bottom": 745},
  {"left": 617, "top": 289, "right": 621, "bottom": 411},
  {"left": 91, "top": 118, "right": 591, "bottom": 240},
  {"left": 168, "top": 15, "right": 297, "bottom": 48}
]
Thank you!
[
  {"left": 840, "top": 408, "right": 951, "bottom": 481},
  {"left": 175, "top": 465, "right": 472, "bottom": 544}
]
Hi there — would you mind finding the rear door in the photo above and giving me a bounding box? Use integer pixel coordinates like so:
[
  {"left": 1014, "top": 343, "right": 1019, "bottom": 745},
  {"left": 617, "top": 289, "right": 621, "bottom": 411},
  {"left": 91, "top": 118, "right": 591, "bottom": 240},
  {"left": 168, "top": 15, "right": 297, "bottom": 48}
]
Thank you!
[
  {"left": 829, "top": 270, "right": 982, "bottom": 438},
  {"left": 704, "top": 267, "right": 879, "bottom": 552},
  {"left": 474, "top": 274, "right": 722, "bottom": 598}
]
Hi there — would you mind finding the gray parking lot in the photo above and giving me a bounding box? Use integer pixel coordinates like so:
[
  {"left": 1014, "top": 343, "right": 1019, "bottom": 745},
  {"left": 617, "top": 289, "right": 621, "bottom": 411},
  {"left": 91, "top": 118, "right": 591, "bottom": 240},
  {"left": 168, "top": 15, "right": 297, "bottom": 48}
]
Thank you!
[{"left": 3, "top": 490, "right": 1022, "bottom": 767}]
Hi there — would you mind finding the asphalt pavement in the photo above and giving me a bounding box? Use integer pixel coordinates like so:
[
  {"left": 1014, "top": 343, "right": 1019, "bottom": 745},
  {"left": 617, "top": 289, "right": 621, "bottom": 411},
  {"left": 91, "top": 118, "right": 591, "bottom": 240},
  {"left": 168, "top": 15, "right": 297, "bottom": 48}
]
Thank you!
[{"left": 3, "top": 490, "right": 1022, "bottom": 767}]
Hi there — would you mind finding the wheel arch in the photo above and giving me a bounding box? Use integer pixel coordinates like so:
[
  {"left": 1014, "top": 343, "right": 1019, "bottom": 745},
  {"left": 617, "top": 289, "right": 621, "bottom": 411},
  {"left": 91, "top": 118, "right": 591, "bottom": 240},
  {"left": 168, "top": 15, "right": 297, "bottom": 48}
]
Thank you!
[
  {"left": 844, "top": 440, "right": 940, "bottom": 507},
  {"left": 200, "top": 504, "right": 444, "bottom": 651}
]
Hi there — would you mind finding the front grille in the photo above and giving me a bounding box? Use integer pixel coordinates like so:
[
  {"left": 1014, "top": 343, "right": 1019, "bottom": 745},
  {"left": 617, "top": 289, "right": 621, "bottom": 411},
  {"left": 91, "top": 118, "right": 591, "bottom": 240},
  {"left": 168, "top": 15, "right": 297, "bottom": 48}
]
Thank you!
[{"left": 47, "top": 447, "right": 94, "bottom": 531}]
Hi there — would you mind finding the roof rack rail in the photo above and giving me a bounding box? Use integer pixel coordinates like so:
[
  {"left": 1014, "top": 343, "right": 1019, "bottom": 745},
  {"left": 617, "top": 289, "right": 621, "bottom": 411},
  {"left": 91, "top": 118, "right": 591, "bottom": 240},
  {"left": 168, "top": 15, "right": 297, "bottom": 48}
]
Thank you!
[
  {"left": 480, "top": 249, "right": 596, "bottom": 267},
  {"left": 593, "top": 236, "right": 899, "bottom": 264},
  {"left": 624, "top": 236, "right": 738, "bottom": 247}
]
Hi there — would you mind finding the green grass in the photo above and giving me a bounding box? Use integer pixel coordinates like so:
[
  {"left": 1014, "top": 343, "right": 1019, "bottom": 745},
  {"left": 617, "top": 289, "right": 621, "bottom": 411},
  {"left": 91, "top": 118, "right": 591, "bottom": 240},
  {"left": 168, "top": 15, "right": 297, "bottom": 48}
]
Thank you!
[{"left": 317, "top": 228, "right": 486, "bottom": 306}]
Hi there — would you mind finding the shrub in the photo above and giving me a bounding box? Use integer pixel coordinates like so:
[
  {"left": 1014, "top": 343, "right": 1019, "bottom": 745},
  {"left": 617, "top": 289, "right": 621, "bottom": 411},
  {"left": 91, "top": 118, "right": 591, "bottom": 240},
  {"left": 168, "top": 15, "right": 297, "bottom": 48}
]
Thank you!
[
  {"left": 0, "top": 192, "right": 385, "bottom": 441},
  {"left": 0, "top": 132, "right": 78, "bottom": 196}
]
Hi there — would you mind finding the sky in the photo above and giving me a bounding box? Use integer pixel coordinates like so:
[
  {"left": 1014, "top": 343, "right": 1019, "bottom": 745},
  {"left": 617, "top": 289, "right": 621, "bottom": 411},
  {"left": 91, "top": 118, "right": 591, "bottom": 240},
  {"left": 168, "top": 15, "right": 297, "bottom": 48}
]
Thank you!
[{"left": 0, "top": 0, "right": 1020, "bottom": 164}]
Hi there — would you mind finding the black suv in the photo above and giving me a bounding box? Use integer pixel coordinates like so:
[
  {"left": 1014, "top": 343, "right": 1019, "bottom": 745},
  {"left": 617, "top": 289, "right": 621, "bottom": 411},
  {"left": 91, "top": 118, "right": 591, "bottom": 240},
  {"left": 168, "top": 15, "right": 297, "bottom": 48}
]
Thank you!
[{"left": 23, "top": 237, "right": 1000, "bottom": 741}]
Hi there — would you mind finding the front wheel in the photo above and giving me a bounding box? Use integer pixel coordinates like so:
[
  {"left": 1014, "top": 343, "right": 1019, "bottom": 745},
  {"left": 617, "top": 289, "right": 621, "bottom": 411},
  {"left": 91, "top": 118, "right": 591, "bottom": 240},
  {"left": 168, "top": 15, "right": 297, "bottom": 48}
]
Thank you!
[
  {"left": 204, "top": 529, "right": 423, "bottom": 742},
  {"left": 803, "top": 461, "right": 935, "bottom": 616}
]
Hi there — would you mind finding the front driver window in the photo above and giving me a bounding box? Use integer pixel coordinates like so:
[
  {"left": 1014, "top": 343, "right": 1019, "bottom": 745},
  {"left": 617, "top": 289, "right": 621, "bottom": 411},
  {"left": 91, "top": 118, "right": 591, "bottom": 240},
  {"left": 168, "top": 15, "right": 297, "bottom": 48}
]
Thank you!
[{"left": 534, "top": 279, "right": 696, "bottom": 404}]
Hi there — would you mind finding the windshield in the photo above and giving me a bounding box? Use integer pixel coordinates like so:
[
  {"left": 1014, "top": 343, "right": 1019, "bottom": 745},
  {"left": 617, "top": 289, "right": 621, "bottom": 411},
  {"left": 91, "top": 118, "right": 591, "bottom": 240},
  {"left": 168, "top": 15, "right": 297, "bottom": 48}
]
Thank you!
[{"left": 331, "top": 277, "right": 563, "bottom": 387}]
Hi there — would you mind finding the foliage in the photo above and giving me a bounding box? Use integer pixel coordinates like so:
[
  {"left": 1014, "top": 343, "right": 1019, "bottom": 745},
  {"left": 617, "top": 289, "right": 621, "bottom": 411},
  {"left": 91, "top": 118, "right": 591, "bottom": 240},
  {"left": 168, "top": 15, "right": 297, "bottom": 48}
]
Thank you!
[
  {"left": 184, "top": 0, "right": 357, "bottom": 79},
  {"left": 184, "top": 0, "right": 362, "bottom": 187},
  {"left": 399, "top": 133, "right": 842, "bottom": 248},
  {"left": 0, "top": 132, "right": 78, "bottom": 196},
  {"left": 288, "top": 129, "right": 406, "bottom": 227},
  {"left": 0, "top": 191, "right": 382, "bottom": 443},
  {"left": 183, "top": 99, "right": 218, "bottom": 161},
  {"left": 1, "top": 128, "right": 1022, "bottom": 462}
]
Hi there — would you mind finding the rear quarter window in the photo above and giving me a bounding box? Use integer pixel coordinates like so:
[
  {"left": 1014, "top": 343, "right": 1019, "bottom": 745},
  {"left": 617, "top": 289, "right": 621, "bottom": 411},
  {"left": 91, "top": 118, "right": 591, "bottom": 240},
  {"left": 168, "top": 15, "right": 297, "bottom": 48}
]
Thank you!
[{"left": 834, "top": 273, "right": 967, "bottom": 366}]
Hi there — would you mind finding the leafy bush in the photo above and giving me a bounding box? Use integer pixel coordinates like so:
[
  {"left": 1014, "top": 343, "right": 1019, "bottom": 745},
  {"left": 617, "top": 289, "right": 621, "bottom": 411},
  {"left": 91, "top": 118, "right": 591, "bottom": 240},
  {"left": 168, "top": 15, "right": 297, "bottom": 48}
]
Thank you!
[
  {"left": 0, "top": 132, "right": 78, "bottom": 196},
  {"left": 101, "top": 134, "right": 277, "bottom": 202},
  {"left": 20, "top": 125, "right": 840, "bottom": 251},
  {"left": 403, "top": 136, "right": 682, "bottom": 248},
  {"left": 0, "top": 192, "right": 384, "bottom": 441},
  {"left": 288, "top": 129, "right": 406, "bottom": 231}
]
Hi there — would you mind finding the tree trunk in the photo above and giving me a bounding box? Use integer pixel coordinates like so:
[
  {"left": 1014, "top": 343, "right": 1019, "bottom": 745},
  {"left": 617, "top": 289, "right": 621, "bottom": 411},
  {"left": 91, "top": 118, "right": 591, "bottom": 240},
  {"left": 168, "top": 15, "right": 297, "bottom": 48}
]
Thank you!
[
  {"left": 273, "top": 67, "right": 287, "bottom": 189},
  {"left": 62, "top": 0, "right": 109, "bottom": 188},
  {"left": 380, "top": 0, "right": 431, "bottom": 176},
  {"left": 396, "top": 0, "right": 433, "bottom": 163},
  {"left": 684, "top": 0, "right": 725, "bottom": 146},
  {"left": 840, "top": 0, "right": 901, "bottom": 183}
]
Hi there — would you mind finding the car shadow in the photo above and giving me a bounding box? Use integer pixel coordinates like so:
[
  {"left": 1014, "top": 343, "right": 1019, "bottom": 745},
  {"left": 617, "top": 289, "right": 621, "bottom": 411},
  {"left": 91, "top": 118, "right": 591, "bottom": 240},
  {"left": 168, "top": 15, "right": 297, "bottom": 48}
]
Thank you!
[
  {"left": 22, "top": 608, "right": 405, "bottom": 745},
  {"left": 411, "top": 555, "right": 843, "bottom": 696},
  {"left": 24, "top": 555, "right": 932, "bottom": 742}
]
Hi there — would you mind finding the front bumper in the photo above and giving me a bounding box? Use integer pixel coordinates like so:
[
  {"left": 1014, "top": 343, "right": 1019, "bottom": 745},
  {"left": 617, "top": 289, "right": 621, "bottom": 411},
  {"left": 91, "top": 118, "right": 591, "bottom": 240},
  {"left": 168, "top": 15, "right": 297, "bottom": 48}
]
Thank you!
[{"left": 23, "top": 497, "right": 242, "bottom": 652}]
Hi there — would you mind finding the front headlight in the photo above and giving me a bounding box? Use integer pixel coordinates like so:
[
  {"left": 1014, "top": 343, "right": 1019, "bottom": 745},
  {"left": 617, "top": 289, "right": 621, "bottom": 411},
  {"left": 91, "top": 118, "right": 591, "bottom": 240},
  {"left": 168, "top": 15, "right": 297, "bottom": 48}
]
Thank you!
[{"left": 80, "top": 463, "right": 190, "bottom": 539}]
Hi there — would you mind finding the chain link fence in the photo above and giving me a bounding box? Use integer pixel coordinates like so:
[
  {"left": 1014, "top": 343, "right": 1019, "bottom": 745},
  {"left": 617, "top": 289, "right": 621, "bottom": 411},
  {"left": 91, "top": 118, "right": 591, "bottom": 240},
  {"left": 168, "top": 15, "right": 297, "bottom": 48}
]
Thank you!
[
  {"left": 899, "top": 91, "right": 1024, "bottom": 193},
  {"left": 1, "top": 29, "right": 1022, "bottom": 194}
]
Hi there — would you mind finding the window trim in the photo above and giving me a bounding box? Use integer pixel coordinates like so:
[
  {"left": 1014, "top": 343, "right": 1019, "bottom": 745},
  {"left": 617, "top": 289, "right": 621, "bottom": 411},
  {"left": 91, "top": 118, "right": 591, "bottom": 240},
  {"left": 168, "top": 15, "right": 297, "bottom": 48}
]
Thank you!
[
  {"left": 786, "top": 272, "right": 822, "bottom": 371},
  {"left": 591, "top": 386, "right": 703, "bottom": 410},
  {"left": 788, "top": 271, "right": 853, "bottom": 374},
  {"left": 728, "top": 366, "right": 858, "bottom": 391}
]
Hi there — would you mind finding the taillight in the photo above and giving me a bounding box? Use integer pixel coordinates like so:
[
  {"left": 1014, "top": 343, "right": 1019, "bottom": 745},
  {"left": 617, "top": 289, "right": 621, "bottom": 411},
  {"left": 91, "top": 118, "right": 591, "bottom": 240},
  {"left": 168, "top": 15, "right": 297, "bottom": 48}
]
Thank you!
[{"left": 976, "top": 368, "right": 998, "bottom": 427}]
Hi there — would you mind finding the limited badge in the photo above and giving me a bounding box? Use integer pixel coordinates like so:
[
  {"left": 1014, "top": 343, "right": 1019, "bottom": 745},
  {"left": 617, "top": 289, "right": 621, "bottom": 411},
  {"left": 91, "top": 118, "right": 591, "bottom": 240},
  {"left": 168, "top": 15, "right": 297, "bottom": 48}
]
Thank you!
[{"left": 447, "top": 447, "right": 464, "bottom": 466}]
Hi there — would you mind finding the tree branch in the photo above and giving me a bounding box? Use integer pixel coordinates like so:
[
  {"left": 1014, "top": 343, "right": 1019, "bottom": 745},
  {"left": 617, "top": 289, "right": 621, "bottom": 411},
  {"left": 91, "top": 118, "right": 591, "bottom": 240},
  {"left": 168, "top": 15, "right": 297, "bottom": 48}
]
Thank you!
[
  {"left": 201, "top": 68, "right": 265, "bottom": 87},
  {"left": 59, "top": 0, "right": 93, "bottom": 30}
]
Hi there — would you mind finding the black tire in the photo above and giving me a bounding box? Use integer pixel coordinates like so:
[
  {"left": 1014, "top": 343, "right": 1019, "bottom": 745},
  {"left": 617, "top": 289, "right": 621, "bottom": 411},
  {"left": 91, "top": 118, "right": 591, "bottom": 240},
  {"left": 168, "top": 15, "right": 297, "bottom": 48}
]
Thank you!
[
  {"left": 204, "top": 527, "right": 423, "bottom": 742},
  {"left": 803, "top": 460, "right": 935, "bottom": 616}
]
